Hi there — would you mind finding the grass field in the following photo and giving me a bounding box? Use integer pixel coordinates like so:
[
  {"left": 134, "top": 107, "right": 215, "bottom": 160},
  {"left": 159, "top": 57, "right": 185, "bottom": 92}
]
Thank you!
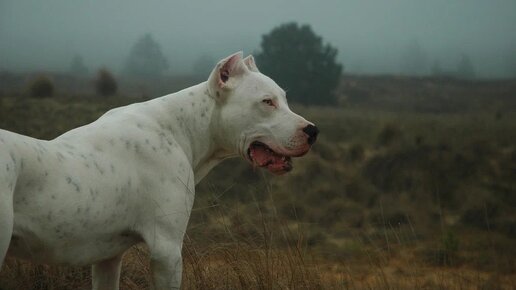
[{"left": 0, "top": 74, "right": 515, "bottom": 289}]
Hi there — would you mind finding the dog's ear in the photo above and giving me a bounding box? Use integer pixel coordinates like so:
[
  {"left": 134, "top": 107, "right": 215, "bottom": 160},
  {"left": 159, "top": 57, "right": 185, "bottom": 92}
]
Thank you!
[
  {"left": 207, "top": 51, "right": 247, "bottom": 100},
  {"left": 243, "top": 55, "right": 259, "bottom": 72}
]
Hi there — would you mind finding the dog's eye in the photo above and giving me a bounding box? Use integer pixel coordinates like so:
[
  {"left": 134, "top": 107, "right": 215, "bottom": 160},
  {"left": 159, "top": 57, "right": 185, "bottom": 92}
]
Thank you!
[{"left": 262, "top": 99, "right": 274, "bottom": 107}]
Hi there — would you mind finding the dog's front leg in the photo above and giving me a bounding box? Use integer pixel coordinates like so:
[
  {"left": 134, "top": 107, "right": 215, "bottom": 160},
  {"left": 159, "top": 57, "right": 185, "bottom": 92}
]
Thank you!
[
  {"left": 149, "top": 240, "right": 183, "bottom": 290},
  {"left": 92, "top": 253, "right": 123, "bottom": 290}
]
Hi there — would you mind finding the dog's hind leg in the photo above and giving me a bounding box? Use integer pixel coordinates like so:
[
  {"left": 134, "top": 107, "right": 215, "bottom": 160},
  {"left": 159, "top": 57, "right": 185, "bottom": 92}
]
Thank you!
[
  {"left": 0, "top": 188, "right": 14, "bottom": 267},
  {"left": 0, "top": 148, "right": 16, "bottom": 267},
  {"left": 92, "top": 253, "right": 124, "bottom": 290}
]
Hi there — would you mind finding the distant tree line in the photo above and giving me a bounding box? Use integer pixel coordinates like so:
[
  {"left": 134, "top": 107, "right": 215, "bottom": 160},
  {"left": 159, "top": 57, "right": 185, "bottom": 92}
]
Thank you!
[
  {"left": 48, "top": 27, "right": 491, "bottom": 104},
  {"left": 62, "top": 27, "right": 345, "bottom": 104},
  {"left": 431, "top": 54, "right": 476, "bottom": 79},
  {"left": 400, "top": 39, "right": 477, "bottom": 79}
]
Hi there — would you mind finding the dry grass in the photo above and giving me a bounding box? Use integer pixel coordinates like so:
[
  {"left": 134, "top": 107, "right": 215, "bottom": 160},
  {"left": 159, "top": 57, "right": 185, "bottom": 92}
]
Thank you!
[
  {"left": 1, "top": 76, "right": 515, "bottom": 289},
  {"left": 2, "top": 207, "right": 515, "bottom": 290},
  {"left": 3, "top": 236, "right": 516, "bottom": 290},
  {"left": 1, "top": 218, "right": 334, "bottom": 290}
]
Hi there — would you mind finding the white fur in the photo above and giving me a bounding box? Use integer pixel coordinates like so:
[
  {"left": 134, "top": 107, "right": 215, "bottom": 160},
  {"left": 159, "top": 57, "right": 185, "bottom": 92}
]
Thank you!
[{"left": 0, "top": 52, "right": 314, "bottom": 289}]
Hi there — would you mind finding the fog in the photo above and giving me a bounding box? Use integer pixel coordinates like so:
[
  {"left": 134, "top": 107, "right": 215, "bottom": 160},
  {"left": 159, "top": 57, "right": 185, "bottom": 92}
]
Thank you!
[{"left": 1, "top": 0, "right": 515, "bottom": 78}]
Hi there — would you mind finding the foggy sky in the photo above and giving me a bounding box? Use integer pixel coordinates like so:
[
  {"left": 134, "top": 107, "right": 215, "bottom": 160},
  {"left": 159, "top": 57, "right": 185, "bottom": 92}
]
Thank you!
[{"left": 1, "top": 0, "right": 515, "bottom": 78}]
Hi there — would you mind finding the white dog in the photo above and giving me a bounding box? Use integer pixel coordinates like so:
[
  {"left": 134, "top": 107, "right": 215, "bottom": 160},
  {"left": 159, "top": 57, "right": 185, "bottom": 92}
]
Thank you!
[{"left": 0, "top": 52, "right": 318, "bottom": 289}]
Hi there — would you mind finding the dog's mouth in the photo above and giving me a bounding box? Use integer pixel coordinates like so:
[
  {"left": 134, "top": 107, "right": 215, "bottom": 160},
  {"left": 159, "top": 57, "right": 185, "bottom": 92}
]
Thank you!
[{"left": 247, "top": 141, "right": 293, "bottom": 175}]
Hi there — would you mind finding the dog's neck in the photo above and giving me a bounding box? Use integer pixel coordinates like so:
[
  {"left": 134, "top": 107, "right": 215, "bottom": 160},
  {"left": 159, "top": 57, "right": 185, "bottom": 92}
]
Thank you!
[{"left": 153, "top": 82, "right": 235, "bottom": 183}]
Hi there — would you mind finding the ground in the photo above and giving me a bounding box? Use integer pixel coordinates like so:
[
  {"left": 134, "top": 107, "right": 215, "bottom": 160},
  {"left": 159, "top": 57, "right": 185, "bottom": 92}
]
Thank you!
[{"left": 0, "top": 74, "right": 515, "bottom": 289}]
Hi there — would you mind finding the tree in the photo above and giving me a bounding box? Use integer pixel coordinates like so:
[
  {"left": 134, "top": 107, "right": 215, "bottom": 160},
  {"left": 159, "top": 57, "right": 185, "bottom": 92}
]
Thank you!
[
  {"left": 69, "top": 55, "right": 88, "bottom": 76},
  {"left": 431, "top": 60, "right": 443, "bottom": 77},
  {"left": 95, "top": 68, "right": 117, "bottom": 97},
  {"left": 400, "top": 39, "right": 428, "bottom": 76},
  {"left": 124, "top": 33, "right": 169, "bottom": 78},
  {"left": 256, "top": 22, "right": 343, "bottom": 105},
  {"left": 456, "top": 54, "right": 475, "bottom": 79}
]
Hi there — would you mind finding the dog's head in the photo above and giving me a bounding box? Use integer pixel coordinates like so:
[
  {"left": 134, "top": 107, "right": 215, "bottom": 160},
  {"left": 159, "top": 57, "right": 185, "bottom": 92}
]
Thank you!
[{"left": 207, "top": 52, "right": 318, "bottom": 175}]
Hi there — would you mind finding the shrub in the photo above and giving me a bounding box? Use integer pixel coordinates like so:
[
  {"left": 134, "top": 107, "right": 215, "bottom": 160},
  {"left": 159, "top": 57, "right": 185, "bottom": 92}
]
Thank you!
[
  {"left": 95, "top": 68, "right": 117, "bottom": 97},
  {"left": 461, "top": 202, "right": 499, "bottom": 229},
  {"left": 441, "top": 230, "right": 460, "bottom": 265},
  {"left": 419, "top": 230, "right": 461, "bottom": 266},
  {"left": 377, "top": 123, "right": 403, "bottom": 146},
  {"left": 348, "top": 143, "right": 365, "bottom": 162},
  {"left": 414, "top": 135, "right": 424, "bottom": 146},
  {"left": 369, "top": 211, "right": 410, "bottom": 227},
  {"left": 29, "top": 75, "right": 54, "bottom": 98}
]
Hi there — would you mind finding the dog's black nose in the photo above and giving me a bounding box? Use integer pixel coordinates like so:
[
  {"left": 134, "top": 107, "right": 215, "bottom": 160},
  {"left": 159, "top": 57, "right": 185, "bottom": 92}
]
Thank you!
[{"left": 303, "top": 124, "right": 319, "bottom": 145}]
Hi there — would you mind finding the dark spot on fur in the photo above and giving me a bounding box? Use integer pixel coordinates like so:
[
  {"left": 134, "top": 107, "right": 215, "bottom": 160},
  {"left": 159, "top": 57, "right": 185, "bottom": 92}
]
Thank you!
[
  {"left": 134, "top": 143, "right": 141, "bottom": 153},
  {"left": 94, "top": 161, "right": 105, "bottom": 175},
  {"left": 9, "top": 152, "right": 16, "bottom": 163},
  {"left": 56, "top": 152, "right": 65, "bottom": 161},
  {"left": 66, "top": 176, "right": 81, "bottom": 192}
]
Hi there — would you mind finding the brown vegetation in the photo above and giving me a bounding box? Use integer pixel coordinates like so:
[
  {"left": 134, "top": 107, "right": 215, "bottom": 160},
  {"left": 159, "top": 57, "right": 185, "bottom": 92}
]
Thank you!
[
  {"left": 95, "top": 68, "right": 118, "bottom": 97},
  {"left": 0, "top": 75, "right": 515, "bottom": 289},
  {"left": 28, "top": 75, "right": 55, "bottom": 98}
]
